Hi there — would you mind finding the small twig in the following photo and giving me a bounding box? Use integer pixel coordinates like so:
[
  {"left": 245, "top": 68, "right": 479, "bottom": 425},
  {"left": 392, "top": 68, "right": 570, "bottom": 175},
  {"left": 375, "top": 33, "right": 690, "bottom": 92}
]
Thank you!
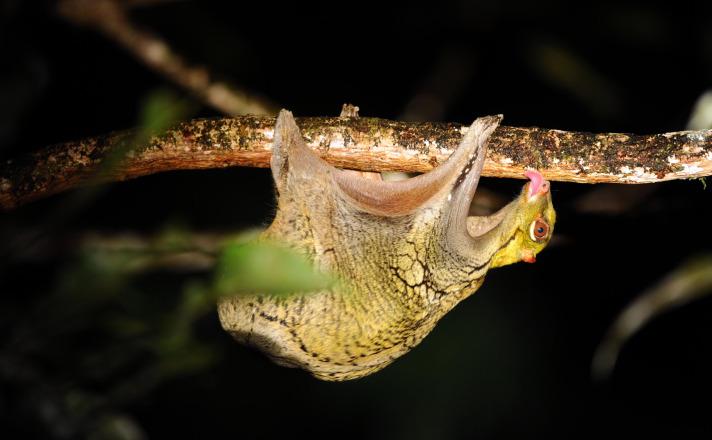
[
  {"left": 2, "top": 114, "right": 711, "bottom": 210},
  {"left": 57, "top": 0, "right": 276, "bottom": 116},
  {"left": 592, "top": 256, "right": 712, "bottom": 381}
]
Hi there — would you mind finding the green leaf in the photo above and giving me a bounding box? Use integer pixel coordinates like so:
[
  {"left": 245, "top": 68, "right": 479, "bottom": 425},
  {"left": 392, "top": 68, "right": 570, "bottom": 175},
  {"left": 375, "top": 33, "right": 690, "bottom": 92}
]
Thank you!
[
  {"left": 214, "top": 239, "right": 336, "bottom": 297},
  {"left": 137, "top": 89, "right": 192, "bottom": 136}
]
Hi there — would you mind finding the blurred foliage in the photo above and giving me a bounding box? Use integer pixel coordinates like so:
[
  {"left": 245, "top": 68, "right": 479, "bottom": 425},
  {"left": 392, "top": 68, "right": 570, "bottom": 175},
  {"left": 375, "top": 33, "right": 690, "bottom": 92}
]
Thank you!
[
  {"left": 95, "top": 89, "right": 193, "bottom": 183},
  {"left": 214, "top": 231, "right": 336, "bottom": 297},
  {"left": 1, "top": 226, "right": 215, "bottom": 438},
  {"left": 0, "top": 87, "right": 327, "bottom": 438},
  {"left": 1, "top": 214, "right": 332, "bottom": 438},
  {"left": 136, "top": 89, "right": 193, "bottom": 140},
  {"left": 8, "top": 89, "right": 196, "bottom": 256}
]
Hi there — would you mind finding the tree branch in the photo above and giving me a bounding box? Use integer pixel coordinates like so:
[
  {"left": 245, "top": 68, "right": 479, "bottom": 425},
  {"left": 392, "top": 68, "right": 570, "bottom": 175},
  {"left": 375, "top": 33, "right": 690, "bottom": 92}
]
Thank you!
[
  {"left": 57, "top": 0, "right": 277, "bottom": 116},
  {"left": 2, "top": 115, "right": 711, "bottom": 210}
]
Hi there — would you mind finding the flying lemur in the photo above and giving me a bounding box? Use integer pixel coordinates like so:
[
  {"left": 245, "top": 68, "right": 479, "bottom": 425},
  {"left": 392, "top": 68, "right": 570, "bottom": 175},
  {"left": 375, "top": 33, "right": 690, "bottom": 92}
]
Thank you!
[{"left": 219, "top": 110, "right": 556, "bottom": 381}]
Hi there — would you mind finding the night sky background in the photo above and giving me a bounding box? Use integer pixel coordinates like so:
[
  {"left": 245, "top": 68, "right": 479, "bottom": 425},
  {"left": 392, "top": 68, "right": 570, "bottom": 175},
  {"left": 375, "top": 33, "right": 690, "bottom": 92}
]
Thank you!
[{"left": 2, "top": 1, "right": 712, "bottom": 438}]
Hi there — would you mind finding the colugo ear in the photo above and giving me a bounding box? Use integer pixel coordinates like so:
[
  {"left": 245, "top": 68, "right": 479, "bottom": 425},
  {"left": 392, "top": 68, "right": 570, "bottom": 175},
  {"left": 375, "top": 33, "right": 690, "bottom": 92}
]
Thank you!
[
  {"left": 333, "top": 114, "right": 502, "bottom": 217},
  {"left": 270, "top": 110, "right": 329, "bottom": 193}
]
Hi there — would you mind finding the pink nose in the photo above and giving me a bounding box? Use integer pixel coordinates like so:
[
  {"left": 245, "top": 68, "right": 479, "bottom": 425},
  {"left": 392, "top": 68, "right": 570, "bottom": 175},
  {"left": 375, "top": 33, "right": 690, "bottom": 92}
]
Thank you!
[{"left": 525, "top": 169, "right": 549, "bottom": 198}]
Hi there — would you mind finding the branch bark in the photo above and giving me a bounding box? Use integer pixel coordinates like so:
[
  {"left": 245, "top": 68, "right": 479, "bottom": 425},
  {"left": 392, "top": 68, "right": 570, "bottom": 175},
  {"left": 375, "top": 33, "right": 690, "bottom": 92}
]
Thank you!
[{"left": 2, "top": 115, "right": 711, "bottom": 210}]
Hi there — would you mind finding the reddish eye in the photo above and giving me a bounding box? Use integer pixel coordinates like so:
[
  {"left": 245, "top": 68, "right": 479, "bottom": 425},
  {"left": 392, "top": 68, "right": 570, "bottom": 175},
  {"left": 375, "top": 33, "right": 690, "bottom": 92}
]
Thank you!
[{"left": 529, "top": 218, "right": 549, "bottom": 242}]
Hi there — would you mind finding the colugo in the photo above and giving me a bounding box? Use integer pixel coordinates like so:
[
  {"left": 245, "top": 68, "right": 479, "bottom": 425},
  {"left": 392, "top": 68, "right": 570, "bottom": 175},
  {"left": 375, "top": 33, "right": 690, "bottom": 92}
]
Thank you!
[{"left": 218, "top": 110, "right": 555, "bottom": 381}]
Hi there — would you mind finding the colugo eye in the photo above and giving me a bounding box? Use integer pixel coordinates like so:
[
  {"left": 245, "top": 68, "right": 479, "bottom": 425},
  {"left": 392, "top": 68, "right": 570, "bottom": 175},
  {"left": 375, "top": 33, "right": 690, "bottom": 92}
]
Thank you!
[{"left": 529, "top": 218, "right": 549, "bottom": 242}]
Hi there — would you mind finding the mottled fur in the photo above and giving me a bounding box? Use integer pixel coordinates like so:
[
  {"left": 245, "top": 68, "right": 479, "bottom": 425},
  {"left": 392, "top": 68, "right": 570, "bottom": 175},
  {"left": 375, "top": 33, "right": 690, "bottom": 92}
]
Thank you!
[{"left": 218, "top": 110, "right": 555, "bottom": 381}]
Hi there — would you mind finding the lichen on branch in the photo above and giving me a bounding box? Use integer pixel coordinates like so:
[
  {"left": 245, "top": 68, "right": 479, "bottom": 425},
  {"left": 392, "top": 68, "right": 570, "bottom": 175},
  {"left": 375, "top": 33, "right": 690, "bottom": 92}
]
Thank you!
[{"left": 1, "top": 115, "right": 711, "bottom": 210}]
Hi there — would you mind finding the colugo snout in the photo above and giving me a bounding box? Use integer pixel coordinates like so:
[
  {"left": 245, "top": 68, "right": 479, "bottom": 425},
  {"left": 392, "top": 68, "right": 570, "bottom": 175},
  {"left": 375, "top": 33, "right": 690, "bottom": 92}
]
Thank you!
[{"left": 218, "top": 110, "right": 556, "bottom": 381}]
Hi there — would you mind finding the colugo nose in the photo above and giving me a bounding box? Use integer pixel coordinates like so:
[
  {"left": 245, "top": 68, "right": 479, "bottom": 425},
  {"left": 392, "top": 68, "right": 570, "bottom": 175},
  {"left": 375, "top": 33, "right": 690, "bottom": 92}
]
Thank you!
[{"left": 525, "top": 169, "right": 550, "bottom": 199}]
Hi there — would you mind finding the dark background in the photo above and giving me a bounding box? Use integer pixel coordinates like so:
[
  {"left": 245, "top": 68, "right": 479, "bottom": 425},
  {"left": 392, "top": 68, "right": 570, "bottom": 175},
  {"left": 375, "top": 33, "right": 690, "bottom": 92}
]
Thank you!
[{"left": 2, "top": 1, "right": 712, "bottom": 438}]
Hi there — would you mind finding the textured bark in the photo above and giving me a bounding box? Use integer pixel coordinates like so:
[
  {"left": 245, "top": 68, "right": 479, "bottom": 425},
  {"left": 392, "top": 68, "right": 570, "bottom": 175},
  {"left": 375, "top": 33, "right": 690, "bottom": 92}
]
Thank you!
[{"left": 1, "top": 115, "right": 711, "bottom": 210}]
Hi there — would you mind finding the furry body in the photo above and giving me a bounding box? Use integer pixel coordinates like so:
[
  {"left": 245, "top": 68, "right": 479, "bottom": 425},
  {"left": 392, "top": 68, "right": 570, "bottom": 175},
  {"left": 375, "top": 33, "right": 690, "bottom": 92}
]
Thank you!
[{"left": 219, "top": 111, "right": 555, "bottom": 381}]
